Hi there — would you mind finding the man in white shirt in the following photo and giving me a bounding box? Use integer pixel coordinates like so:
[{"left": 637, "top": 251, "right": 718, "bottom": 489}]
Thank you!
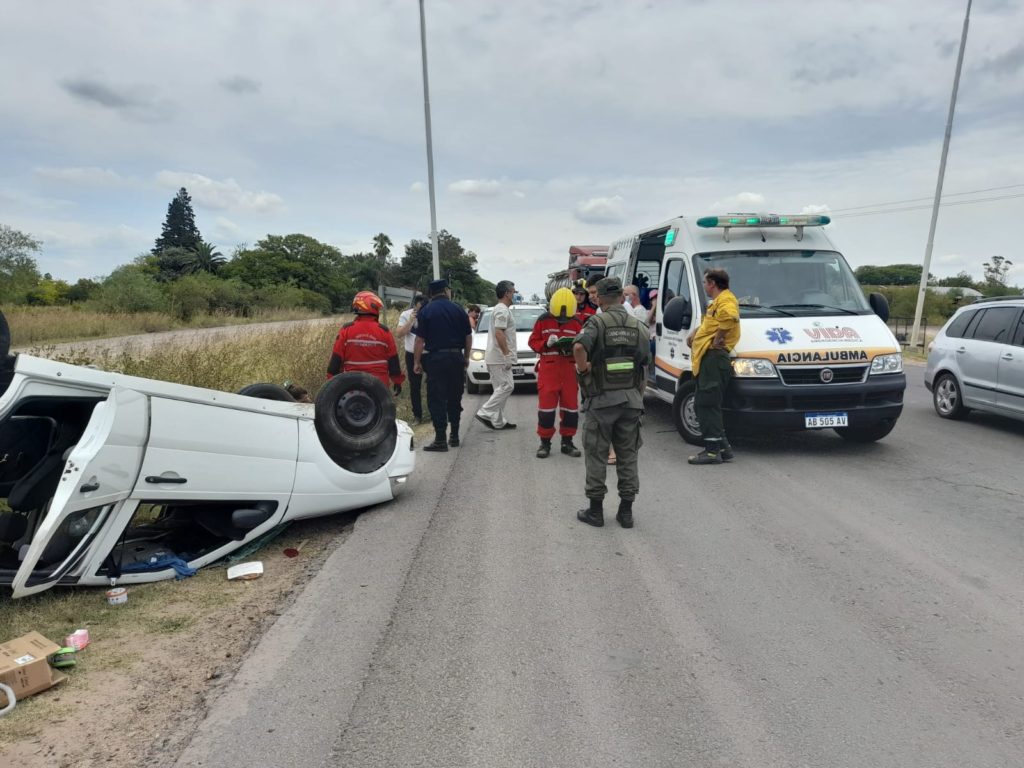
[
  {"left": 395, "top": 294, "right": 429, "bottom": 423},
  {"left": 475, "top": 280, "right": 518, "bottom": 430},
  {"left": 622, "top": 285, "right": 650, "bottom": 323}
]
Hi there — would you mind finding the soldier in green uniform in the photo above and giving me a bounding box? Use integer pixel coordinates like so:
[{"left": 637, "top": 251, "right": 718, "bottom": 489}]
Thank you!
[{"left": 572, "top": 277, "right": 651, "bottom": 529}]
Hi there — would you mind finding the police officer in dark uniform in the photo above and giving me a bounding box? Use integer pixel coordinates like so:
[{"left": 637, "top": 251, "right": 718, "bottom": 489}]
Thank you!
[
  {"left": 572, "top": 276, "right": 651, "bottom": 529},
  {"left": 413, "top": 279, "right": 472, "bottom": 452}
]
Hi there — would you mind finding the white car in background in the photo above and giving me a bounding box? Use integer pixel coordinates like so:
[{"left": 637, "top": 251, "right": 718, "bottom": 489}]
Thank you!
[
  {"left": 465, "top": 304, "right": 547, "bottom": 394},
  {"left": 0, "top": 310, "right": 414, "bottom": 598}
]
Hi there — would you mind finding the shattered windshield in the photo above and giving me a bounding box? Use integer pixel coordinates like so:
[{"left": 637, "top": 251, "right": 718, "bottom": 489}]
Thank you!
[{"left": 692, "top": 250, "right": 871, "bottom": 316}]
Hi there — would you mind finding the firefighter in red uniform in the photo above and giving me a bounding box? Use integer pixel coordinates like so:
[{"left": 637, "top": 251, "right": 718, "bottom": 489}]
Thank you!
[
  {"left": 573, "top": 279, "right": 597, "bottom": 321},
  {"left": 528, "top": 287, "right": 584, "bottom": 459},
  {"left": 327, "top": 291, "right": 405, "bottom": 394}
]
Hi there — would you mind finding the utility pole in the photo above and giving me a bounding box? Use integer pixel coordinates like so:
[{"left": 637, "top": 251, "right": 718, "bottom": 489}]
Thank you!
[
  {"left": 418, "top": 0, "right": 441, "bottom": 280},
  {"left": 910, "top": 0, "right": 972, "bottom": 349}
]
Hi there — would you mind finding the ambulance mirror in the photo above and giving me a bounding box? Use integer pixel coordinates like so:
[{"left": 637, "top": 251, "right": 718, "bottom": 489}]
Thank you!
[
  {"left": 868, "top": 292, "right": 890, "bottom": 322},
  {"left": 662, "top": 296, "right": 692, "bottom": 332}
]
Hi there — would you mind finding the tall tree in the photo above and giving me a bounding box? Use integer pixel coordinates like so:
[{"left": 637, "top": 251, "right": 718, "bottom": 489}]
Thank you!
[
  {"left": 0, "top": 223, "right": 43, "bottom": 304},
  {"left": 190, "top": 241, "right": 226, "bottom": 274},
  {"left": 373, "top": 233, "right": 393, "bottom": 262},
  {"left": 152, "top": 187, "right": 202, "bottom": 254},
  {"left": 982, "top": 255, "right": 1013, "bottom": 288},
  {"left": 397, "top": 230, "right": 494, "bottom": 303}
]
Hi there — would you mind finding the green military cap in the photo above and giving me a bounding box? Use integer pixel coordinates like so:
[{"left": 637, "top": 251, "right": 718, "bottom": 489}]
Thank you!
[{"left": 595, "top": 276, "right": 623, "bottom": 296}]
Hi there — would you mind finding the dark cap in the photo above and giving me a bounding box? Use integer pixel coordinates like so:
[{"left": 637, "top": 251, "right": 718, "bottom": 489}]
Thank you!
[
  {"left": 428, "top": 278, "right": 449, "bottom": 294},
  {"left": 595, "top": 276, "right": 623, "bottom": 296}
]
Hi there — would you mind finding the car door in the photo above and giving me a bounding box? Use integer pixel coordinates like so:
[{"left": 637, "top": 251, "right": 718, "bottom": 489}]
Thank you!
[
  {"left": 957, "top": 307, "right": 1018, "bottom": 407},
  {"left": 136, "top": 395, "right": 297, "bottom": 509},
  {"left": 995, "top": 308, "right": 1024, "bottom": 415},
  {"left": 12, "top": 386, "right": 149, "bottom": 598}
]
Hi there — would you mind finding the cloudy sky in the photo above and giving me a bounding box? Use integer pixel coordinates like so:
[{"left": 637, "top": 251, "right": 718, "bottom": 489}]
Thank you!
[{"left": 2, "top": 0, "right": 1023, "bottom": 297}]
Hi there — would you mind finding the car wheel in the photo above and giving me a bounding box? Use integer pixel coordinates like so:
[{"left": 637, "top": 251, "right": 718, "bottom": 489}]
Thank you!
[
  {"left": 466, "top": 375, "right": 480, "bottom": 395},
  {"left": 671, "top": 379, "right": 702, "bottom": 446},
  {"left": 0, "top": 309, "right": 10, "bottom": 359},
  {"left": 834, "top": 419, "right": 898, "bottom": 443},
  {"left": 932, "top": 372, "right": 969, "bottom": 420},
  {"left": 315, "top": 372, "right": 396, "bottom": 457},
  {"left": 237, "top": 383, "right": 296, "bottom": 401}
]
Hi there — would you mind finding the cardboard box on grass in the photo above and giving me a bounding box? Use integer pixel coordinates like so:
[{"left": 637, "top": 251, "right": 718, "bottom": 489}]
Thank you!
[{"left": 0, "top": 631, "right": 68, "bottom": 706}]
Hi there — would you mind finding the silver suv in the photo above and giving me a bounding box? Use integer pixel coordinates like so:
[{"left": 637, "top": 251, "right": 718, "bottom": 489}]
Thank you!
[{"left": 924, "top": 296, "right": 1024, "bottom": 422}]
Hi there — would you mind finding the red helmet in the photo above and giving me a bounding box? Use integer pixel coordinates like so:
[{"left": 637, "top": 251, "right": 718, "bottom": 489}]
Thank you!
[{"left": 352, "top": 291, "right": 384, "bottom": 316}]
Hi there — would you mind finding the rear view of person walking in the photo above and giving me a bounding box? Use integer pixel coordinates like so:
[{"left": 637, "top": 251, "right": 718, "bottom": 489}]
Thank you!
[
  {"left": 413, "top": 279, "right": 472, "bottom": 452},
  {"left": 528, "top": 287, "right": 583, "bottom": 458},
  {"left": 475, "top": 280, "right": 518, "bottom": 431}
]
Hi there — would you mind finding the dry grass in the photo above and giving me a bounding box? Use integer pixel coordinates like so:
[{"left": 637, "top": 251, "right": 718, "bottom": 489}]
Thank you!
[{"left": 6, "top": 306, "right": 322, "bottom": 348}]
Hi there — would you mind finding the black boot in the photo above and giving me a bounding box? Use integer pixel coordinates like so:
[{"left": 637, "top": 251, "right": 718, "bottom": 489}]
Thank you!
[
  {"left": 615, "top": 499, "right": 634, "bottom": 529},
  {"left": 720, "top": 441, "right": 734, "bottom": 462},
  {"left": 577, "top": 498, "right": 604, "bottom": 527},
  {"left": 448, "top": 428, "right": 460, "bottom": 447},
  {"left": 560, "top": 437, "right": 581, "bottom": 457},
  {"left": 536, "top": 439, "right": 551, "bottom": 458},
  {"left": 423, "top": 430, "right": 449, "bottom": 452},
  {"left": 688, "top": 439, "right": 723, "bottom": 465}
]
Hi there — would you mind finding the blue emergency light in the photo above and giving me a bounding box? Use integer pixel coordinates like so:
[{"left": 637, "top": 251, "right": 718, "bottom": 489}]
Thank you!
[{"left": 696, "top": 214, "right": 831, "bottom": 228}]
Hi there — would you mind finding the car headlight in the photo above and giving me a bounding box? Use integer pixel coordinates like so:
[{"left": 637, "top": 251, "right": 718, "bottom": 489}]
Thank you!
[
  {"left": 470, "top": 350, "right": 485, "bottom": 361},
  {"left": 870, "top": 352, "right": 903, "bottom": 374},
  {"left": 731, "top": 358, "right": 778, "bottom": 378}
]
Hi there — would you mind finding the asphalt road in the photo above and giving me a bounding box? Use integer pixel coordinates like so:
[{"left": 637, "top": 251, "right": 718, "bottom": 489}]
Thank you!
[{"left": 175, "top": 366, "right": 1024, "bottom": 768}]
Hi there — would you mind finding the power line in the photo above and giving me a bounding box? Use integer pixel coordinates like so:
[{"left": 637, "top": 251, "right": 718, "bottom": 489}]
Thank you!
[
  {"left": 827, "top": 183, "right": 1024, "bottom": 214},
  {"left": 832, "top": 192, "right": 1024, "bottom": 219}
]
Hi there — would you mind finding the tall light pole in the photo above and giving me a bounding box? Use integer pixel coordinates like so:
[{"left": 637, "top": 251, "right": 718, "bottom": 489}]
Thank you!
[
  {"left": 910, "top": 0, "right": 972, "bottom": 349},
  {"left": 418, "top": 0, "right": 441, "bottom": 281}
]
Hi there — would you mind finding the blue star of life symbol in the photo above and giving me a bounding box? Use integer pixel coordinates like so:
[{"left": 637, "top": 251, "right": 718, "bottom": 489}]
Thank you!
[{"left": 766, "top": 327, "right": 793, "bottom": 345}]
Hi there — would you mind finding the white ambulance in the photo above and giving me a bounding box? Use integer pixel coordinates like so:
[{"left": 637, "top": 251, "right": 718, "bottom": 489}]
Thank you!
[{"left": 603, "top": 213, "right": 905, "bottom": 445}]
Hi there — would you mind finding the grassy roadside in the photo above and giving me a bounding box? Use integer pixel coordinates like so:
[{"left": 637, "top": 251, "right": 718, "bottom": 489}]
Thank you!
[{"left": 6, "top": 305, "right": 324, "bottom": 348}]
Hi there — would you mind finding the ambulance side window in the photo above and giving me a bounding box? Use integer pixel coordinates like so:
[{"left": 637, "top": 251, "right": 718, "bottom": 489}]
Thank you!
[{"left": 663, "top": 258, "right": 690, "bottom": 307}]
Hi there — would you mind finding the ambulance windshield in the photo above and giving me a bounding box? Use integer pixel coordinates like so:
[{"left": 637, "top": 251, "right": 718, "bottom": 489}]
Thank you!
[{"left": 693, "top": 250, "right": 871, "bottom": 316}]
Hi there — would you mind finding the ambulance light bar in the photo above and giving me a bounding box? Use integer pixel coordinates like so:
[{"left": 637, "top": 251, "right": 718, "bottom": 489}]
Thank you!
[{"left": 696, "top": 214, "right": 831, "bottom": 228}]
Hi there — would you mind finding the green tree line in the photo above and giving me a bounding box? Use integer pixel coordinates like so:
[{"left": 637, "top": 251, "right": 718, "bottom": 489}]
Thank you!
[{"left": 1, "top": 187, "right": 496, "bottom": 320}]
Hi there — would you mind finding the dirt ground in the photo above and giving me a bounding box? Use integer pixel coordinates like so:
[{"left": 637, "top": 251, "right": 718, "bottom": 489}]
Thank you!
[{"left": 0, "top": 513, "right": 357, "bottom": 768}]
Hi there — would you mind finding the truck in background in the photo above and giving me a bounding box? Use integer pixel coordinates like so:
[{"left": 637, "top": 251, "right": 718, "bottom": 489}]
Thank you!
[{"left": 545, "top": 245, "right": 608, "bottom": 299}]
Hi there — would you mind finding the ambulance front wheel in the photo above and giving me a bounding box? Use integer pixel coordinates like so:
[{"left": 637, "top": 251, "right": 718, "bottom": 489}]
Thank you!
[{"left": 671, "top": 380, "right": 703, "bottom": 446}]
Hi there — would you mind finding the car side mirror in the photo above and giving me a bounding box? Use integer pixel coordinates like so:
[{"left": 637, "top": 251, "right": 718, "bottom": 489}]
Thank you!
[
  {"left": 231, "top": 507, "right": 275, "bottom": 531},
  {"left": 662, "top": 297, "right": 692, "bottom": 332},
  {"left": 869, "top": 292, "right": 890, "bottom": 322}
]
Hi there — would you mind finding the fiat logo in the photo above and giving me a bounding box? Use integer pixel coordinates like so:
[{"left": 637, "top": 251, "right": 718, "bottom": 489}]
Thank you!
[{"left": 820, "top": 368, "right": 834, "bottom": 383}]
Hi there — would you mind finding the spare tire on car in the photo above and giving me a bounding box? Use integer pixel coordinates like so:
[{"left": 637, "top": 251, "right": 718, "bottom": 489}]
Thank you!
[
  {"left": 0, "top": 309, "right": 10, "bottom": 360},
  {"left": 236, "top": 383, "right": 296, "bottom": 401},
  {"left": 314, "top": 372, "right": 397, "bottom": 473}
]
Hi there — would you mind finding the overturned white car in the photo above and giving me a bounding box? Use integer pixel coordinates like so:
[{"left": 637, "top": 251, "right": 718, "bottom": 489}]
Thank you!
[{"left": 0, "top": 313, "right": 414, "bottom": 598}]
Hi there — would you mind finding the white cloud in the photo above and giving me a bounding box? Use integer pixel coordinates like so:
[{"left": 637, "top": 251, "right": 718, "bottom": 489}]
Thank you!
[
  {"left": 801, "top": 203, "right": 832, "bottom": 215},
  {"left": 449, "top": 179, "right": 502, "bottom": 196},
  {"left": 573, "top": 195, "right": 626, "bottom": 224},
  {"left": 709, "top": 192, "right": 767, "bottom": 213},
  {"left": 34, "top": 166, "right": 126, "bottom": 186},
  {"left": 155, "top": 171, "right": 284, "bottom": 214},
  {"left": 409, "top": 181, "right": 426, "bottom": 193}
]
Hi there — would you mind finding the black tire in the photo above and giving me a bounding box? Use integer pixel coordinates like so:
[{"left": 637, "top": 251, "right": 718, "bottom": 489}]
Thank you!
[
  {"left": 671, "top": 379, "right": 703, "bottom": 446},
  {"left": 0, "top": 309, "right": 10, "bottom": 359},
  {"left": 834, "top": 419, "right": 898, "bottom": 443},
  {"left": 315, "top": 372, "right": 396, "bottom": 456},
  {"left": 237, "top": 383, "right": 296, "bottom": 402},
  {"left": 465, "top": 375, "right": 480, "bottom": 395},
  {"left": 932, "top": 372, "right": 970, "bottom": 420}
]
